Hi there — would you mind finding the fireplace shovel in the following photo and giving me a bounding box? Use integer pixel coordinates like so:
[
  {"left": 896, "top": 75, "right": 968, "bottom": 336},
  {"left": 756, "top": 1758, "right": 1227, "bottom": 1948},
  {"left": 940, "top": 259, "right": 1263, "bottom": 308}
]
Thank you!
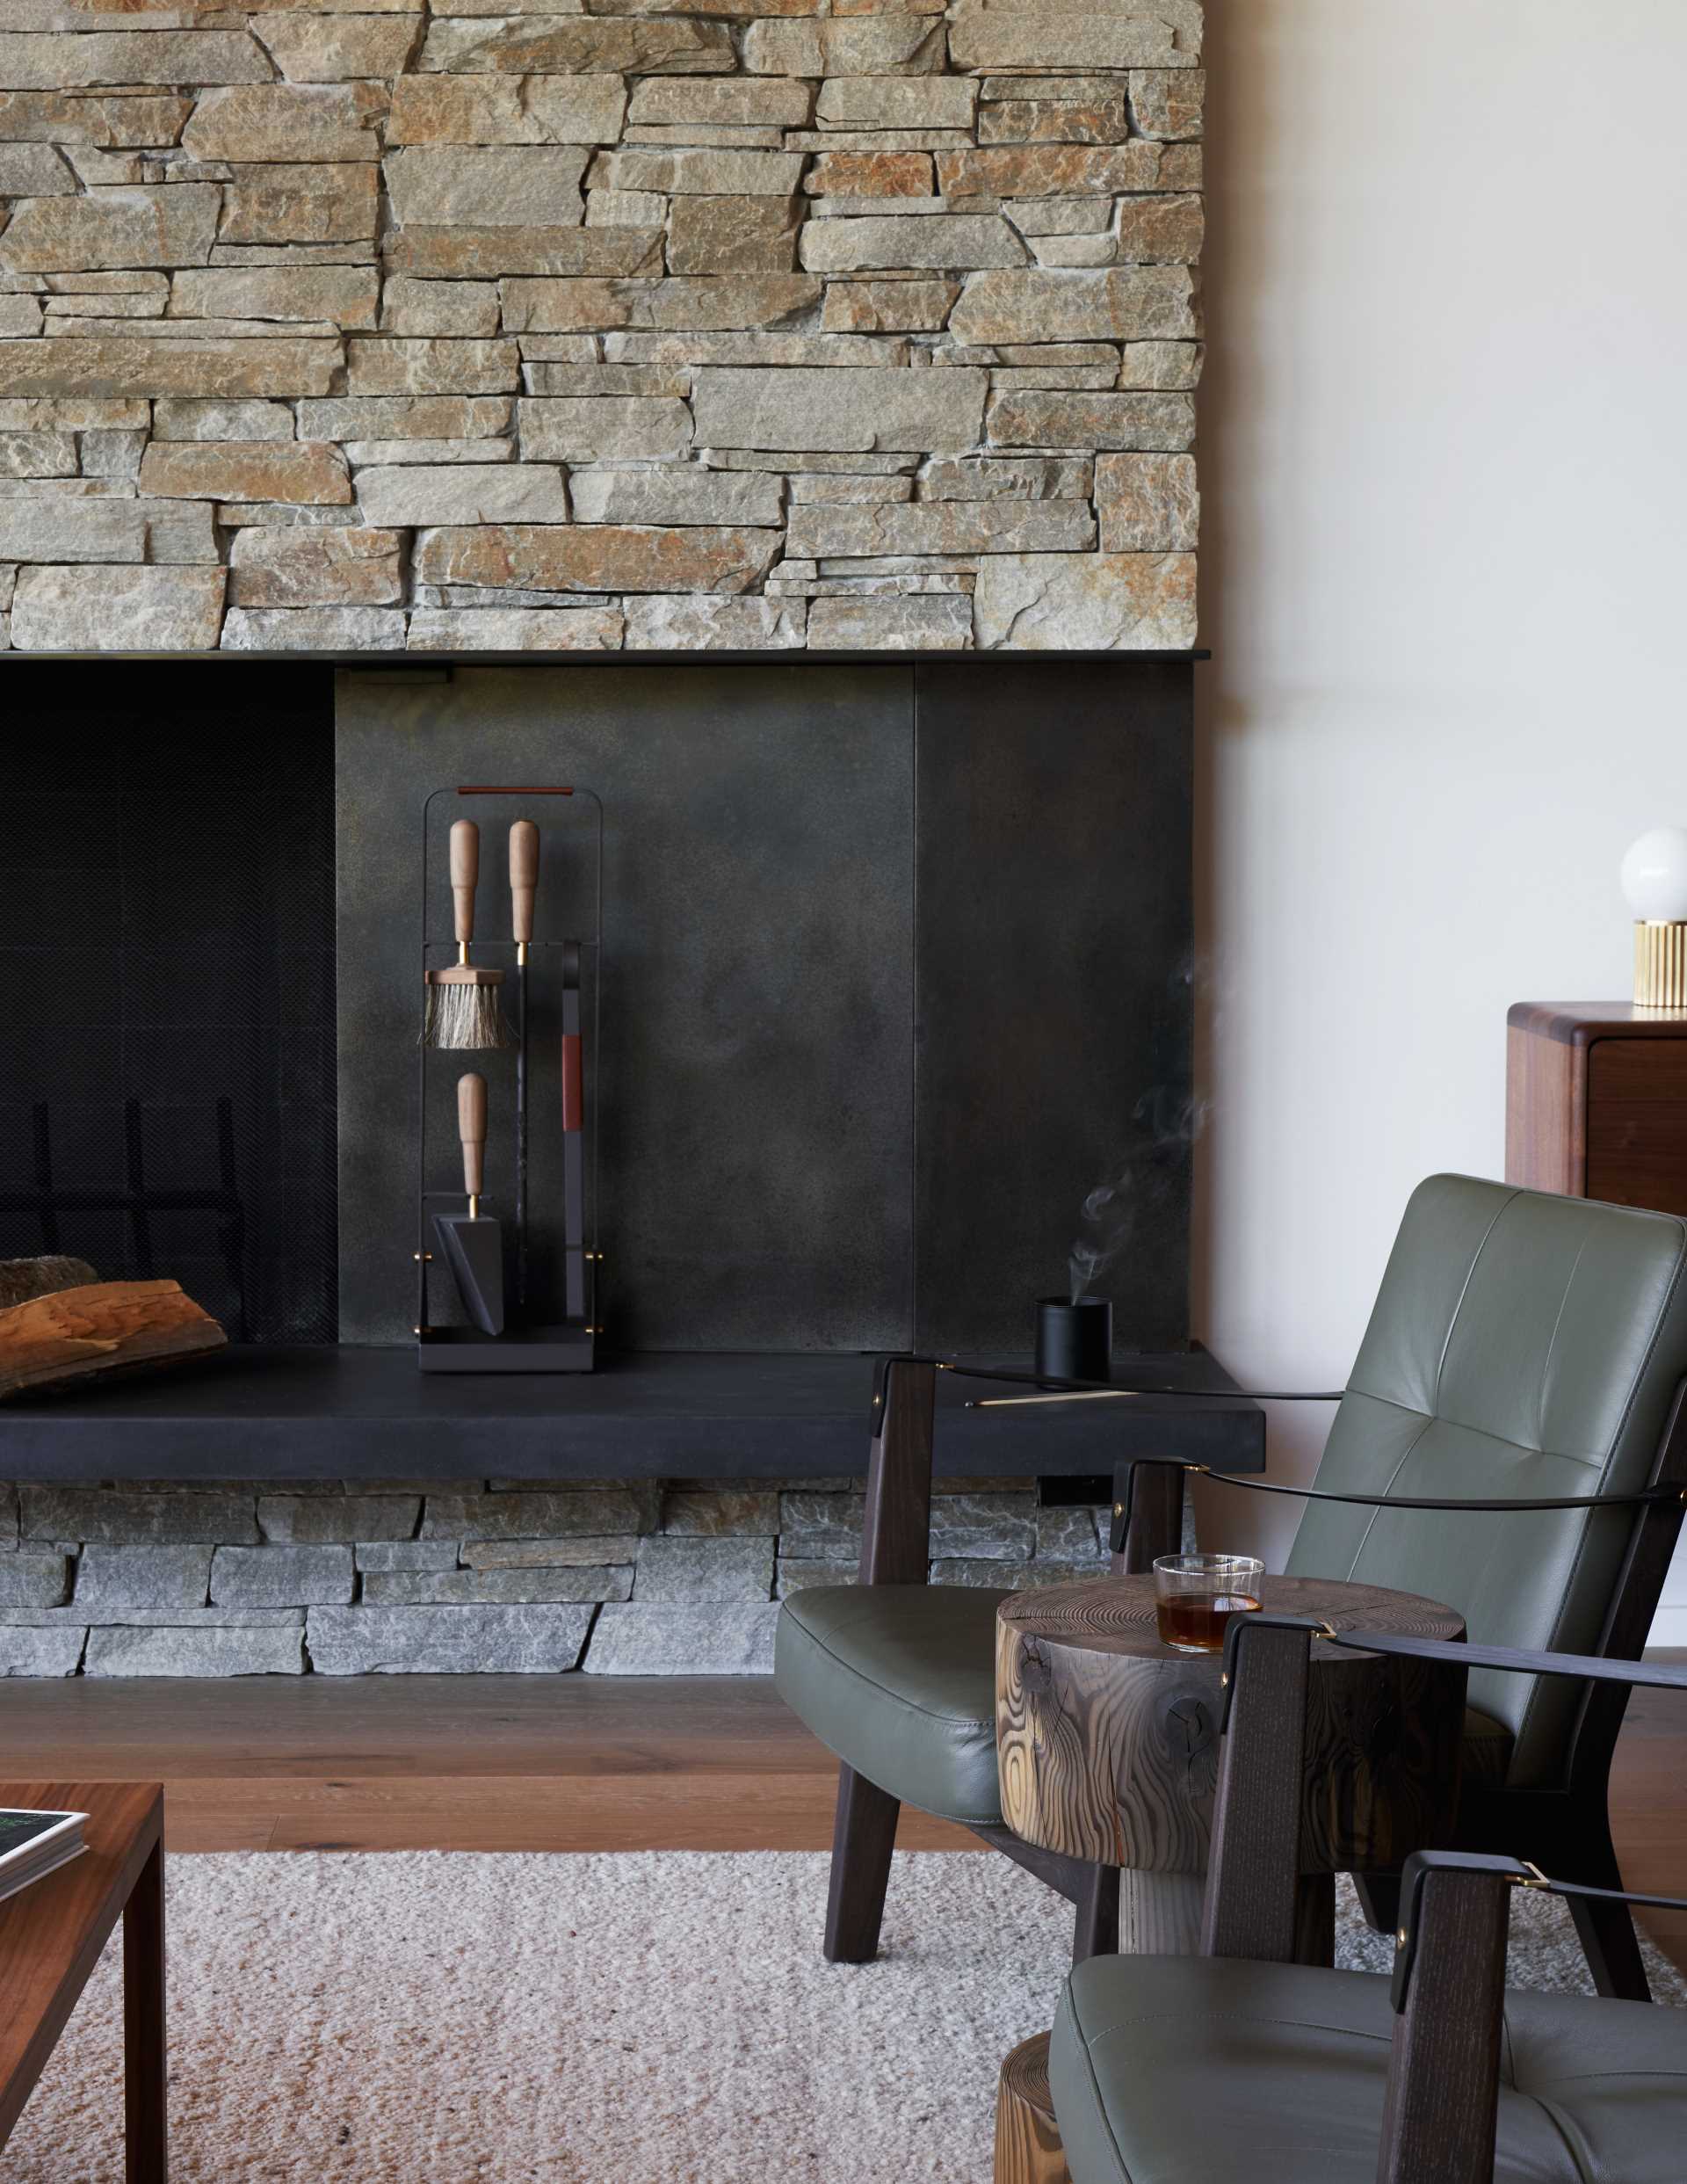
[{"left": 433, "top": 1071, "right": 505, "bottom": 1337}]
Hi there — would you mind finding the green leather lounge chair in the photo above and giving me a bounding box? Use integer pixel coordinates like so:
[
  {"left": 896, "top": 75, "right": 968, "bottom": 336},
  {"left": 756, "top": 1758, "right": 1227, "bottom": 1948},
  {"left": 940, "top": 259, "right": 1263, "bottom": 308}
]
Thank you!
[
  {"left": 775, "top": 1175, "right": 1687, "bottom": 1993},
  {"left": 1039, "top": 1617, "right": 1687, "bottom": 2184}
]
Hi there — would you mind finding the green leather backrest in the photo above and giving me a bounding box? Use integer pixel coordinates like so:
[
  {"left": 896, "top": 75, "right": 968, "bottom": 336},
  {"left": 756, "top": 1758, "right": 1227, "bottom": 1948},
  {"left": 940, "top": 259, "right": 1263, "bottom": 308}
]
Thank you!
[{"left": 1285, "top": 1175, "right": 1687, "bottom": 1789}]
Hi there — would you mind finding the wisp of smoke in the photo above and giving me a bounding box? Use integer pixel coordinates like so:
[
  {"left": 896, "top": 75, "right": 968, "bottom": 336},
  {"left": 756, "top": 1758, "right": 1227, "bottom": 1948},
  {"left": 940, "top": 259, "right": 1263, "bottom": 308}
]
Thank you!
[{"left": 1068, "top": 1091, "right": 1211, "bottom": 1303}]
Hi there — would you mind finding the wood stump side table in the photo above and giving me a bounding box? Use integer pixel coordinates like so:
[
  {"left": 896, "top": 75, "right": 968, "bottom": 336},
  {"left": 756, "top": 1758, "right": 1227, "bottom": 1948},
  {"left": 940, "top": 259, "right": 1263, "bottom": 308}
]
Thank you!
[
  {"left": 996, "top": 1574, "right": 1466, "bottom": 1952},
  {"left": 991, "top": 1577, "right": 1467, "bottom": 2184}
]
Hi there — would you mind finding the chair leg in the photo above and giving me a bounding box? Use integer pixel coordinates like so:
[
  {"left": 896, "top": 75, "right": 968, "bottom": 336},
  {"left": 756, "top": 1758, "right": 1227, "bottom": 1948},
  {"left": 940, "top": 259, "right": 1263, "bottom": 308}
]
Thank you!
[
  {"left": 1536, "top": 1817, "right": 1649, "bottom": 2000},
  {"left": 823, "top": 1763, "right": 900, "bottom": 1964},
  {"left": 1567, "top": 1890, "right": 1651, "bottom": 2003},
  {"left": 1292, "top": 1873, "right": 1336, "bottom": 1967},
  {"left": 1353, "top": 1872, "right": 1401, "bottom": 1936},
  {"left": 1071, "top": 1864, "right": 1119, "bottom": 1964}
]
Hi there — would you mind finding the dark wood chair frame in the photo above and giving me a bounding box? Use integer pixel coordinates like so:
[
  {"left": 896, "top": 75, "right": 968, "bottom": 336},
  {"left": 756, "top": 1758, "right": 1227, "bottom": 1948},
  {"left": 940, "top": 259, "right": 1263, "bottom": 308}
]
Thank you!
[
  {"left": 825, "top": 1354, "right": 1129, "bottom": 1967},
  {"left": 822, "top": 1353, "right": 1687, "bottom": 1992},
  {"left": 1207, "top": 1615, "right": 1687, "bottom": 2184}
]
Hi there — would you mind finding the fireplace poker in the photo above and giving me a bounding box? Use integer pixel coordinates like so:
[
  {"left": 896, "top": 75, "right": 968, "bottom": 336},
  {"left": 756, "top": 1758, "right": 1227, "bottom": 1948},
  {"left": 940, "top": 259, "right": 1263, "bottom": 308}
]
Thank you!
[
  {"left": 423, "top": 820, "right": 514, "bottom": 1051},
  {"left": 509, "top": 819, "right": 539, "bottom": 1311},
  {"left": 561, "top": 940, "right": 587, "bottom": 1321}
]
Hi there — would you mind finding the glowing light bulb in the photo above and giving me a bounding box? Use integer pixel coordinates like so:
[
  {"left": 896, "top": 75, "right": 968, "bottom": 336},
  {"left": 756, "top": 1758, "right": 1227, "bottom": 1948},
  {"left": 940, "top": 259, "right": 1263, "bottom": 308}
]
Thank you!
[{"left": 1621, "top": 829, "right": 1687, "bottom": 925}]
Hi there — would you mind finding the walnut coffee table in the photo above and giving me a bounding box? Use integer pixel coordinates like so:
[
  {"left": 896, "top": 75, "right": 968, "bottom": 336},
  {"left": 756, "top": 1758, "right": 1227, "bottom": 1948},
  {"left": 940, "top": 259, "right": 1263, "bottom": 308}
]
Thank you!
[{"left": 0, "top": 1782, "right": 166, "bottom": 2182}]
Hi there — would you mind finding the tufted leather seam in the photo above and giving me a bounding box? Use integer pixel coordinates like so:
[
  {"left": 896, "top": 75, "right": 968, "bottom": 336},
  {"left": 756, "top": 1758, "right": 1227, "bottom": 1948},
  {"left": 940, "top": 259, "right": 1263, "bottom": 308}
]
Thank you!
[
  {"left": 1535, "top": 1234, "right": 1592, "bottom": 1453},
  {"left": 1343, "top": 1383, "right": 1549, "bottom": 1459},
  {"left": 1431, "top": 1188, "right": 1517, "bottom": 1414},
  {"left": 1529, "top": 2095, "right": 1596, "bottom": 2184},
  {"left": 1061, "top": 1993, "right": 1142, "bottom": 2184},
  {"left": 1335, "top": 1190, "right": 1520, "bottom": 1585},
  {"left": 1336, "top": 1411, "right": 1438, "bottom": 1585},
  {"left": 1521, "top": 1218, "right": 1687, "bottom": 1767},
  {"left": 1341, "top": 1394, "right": 1615, "bottom": 1470},
  {"left": 1066, "top": 2006, "right": 1393, "bottom": 2047},
  {"left": 780, "top": 1614, "right": 995, "bottom": 1732},
  {"left": 1525, "top": 2072, "right": 1687, "bottom": 2086}
]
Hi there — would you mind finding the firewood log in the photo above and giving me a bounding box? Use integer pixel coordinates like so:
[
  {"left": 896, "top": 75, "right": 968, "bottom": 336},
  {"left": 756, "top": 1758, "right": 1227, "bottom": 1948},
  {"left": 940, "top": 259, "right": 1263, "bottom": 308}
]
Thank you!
[
  {"left": 0, "top": 1281, "right": 226, "bottom": 1401},
  {"left": 0, "top": 1258, "right": 98, "bottom": 1311}
]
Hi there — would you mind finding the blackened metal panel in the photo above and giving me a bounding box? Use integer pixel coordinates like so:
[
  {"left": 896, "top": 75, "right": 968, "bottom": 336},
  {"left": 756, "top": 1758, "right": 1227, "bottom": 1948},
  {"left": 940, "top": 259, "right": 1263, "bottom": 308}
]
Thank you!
[
  {"left": 337, "top": 663, "right": 915, "bottom": 1352},
  {"left": 913, "top": 657, "right": 1194, "bottom": 1355}
]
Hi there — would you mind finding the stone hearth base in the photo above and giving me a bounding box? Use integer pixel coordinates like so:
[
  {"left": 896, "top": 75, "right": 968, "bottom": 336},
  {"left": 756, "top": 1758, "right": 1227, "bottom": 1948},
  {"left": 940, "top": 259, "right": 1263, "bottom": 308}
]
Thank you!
[{"left": 0, "top": 1476, "right": 1111, "bottom": 1675}]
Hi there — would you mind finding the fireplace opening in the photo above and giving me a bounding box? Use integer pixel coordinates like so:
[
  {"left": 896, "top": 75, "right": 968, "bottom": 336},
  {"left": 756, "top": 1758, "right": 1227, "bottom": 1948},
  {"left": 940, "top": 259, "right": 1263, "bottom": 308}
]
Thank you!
[
  {"left": 0, "top": 666, "right": 337, "bottom": 1343},
  {"left": 1, "top": 652, "right": 1193, "bottom": 1370}
]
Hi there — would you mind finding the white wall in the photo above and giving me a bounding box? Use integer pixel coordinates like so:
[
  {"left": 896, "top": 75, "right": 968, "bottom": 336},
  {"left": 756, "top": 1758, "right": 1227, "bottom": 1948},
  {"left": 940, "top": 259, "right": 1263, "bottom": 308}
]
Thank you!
[{"left": 1190, "top": 0, "right": 1687, "bottom": 1629}]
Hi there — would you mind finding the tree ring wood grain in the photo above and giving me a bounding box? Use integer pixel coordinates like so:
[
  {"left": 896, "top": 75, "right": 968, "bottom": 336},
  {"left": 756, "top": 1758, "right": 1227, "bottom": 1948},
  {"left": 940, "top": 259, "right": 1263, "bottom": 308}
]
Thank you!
[{"left": 996, "top": 1575, "right": 1466, "bottom": 1876}]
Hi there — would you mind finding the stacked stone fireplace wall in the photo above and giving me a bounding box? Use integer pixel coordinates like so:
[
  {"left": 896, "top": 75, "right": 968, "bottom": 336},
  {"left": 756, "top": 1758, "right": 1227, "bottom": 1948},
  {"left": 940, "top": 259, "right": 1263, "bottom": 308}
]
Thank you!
[
  {"left": 0, "top": 1475, "right": 1111, "bottom": 1674},
  {"left": 0, "top": 1, "right": 1202, "bottom": 653}
]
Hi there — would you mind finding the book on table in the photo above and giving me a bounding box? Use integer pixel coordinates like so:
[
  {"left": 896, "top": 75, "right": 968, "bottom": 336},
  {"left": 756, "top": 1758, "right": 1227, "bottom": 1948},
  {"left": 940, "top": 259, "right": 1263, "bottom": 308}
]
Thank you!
[{"left": 0, "top": 1810, "right": 87, "bottom": 1905}]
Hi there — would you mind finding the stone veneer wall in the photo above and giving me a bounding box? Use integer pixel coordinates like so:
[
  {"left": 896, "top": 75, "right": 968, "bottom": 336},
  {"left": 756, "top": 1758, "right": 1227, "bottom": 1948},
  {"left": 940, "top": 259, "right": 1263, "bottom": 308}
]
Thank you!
[
  {"left": 0, "top": 1, "right": 1202, "bottom": 654},
  {"left": 0, "top": 1475, "right": 1111, "bottom": 1673}
]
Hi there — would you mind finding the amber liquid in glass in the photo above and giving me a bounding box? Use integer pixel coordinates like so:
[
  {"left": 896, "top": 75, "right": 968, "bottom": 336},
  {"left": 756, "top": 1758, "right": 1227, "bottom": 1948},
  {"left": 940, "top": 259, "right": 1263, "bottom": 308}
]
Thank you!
[{"left": 1155, "top": 1593, "right": 1262, "bottom": 1652}]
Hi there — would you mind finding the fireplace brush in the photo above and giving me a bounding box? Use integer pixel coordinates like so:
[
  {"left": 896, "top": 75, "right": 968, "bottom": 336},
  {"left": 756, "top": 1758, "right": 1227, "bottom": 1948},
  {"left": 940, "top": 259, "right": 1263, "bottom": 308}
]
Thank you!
[{"left": 423, "top": 819, "right": 515, "bottom": 1051}]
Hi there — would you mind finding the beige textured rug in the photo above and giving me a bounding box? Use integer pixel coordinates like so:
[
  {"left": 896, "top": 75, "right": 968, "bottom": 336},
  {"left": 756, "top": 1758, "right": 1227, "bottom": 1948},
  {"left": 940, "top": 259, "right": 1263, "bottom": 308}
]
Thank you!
[{"left": 9, "top": 1853, "right": 1683, "bottom": 2182}]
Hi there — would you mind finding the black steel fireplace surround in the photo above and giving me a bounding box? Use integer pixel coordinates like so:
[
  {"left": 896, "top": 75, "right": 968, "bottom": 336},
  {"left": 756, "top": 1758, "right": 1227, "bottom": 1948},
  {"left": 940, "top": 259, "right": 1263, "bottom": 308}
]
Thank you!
[
  {"left": 337, "top": 655, "right": 1197, "bottom": 1357},
  {"left": 0, "top": 654, "right": 1249, "bottom": 1486}
]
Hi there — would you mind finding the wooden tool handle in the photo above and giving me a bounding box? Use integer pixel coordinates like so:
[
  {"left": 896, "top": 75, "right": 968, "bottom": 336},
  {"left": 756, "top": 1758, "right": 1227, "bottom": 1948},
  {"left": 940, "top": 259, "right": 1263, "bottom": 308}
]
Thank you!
[
  {"left": 450, "top": 819, "right": 480, "bottom": 947},
  {"left": 510, "top": 820, "right": 539, "bottom": 946},
  {"left": 458, "top": 1070, "right": 487, "bottom": 1199}
]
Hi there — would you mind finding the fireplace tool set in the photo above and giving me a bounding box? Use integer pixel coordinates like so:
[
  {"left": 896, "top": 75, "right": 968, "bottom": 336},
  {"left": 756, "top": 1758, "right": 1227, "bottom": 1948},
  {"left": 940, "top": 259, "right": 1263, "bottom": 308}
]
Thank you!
[{"left": 415, "top": 785, "right": 601, "bottom": 1374}]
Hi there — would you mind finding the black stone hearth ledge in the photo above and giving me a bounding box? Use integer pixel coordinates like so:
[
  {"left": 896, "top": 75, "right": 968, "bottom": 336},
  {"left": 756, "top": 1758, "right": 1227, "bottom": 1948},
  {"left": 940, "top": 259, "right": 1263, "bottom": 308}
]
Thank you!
[{"left": 0, "top": 1345, "right": 1260, "bottom": 1484}]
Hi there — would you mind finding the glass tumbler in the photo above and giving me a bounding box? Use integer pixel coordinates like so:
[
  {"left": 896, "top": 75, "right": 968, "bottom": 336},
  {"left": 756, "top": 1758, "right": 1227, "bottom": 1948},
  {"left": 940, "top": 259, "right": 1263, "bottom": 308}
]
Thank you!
[{"left": 1154, "top": 1553, "right": 1265, "bottom": 1654}]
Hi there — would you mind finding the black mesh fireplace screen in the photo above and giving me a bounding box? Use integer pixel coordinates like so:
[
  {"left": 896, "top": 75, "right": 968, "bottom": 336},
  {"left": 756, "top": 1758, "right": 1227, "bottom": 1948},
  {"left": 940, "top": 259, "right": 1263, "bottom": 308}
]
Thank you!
[{"left": 0, "top": 667, "right": 338, "bottom": 1343}]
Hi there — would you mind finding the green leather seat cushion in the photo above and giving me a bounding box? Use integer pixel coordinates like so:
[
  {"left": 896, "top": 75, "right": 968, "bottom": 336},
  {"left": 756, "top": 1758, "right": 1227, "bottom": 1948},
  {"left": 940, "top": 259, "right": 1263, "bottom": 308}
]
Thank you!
[
  {"left": 777, "top": 1584, "right": 1518, "bottom": 1832},
  {"left": 1051, "top": 1952, "right": 1687, "bottom": 2183},
  {"left": 773, "top": 1585, "right": 1009, "bottom": 1826}
]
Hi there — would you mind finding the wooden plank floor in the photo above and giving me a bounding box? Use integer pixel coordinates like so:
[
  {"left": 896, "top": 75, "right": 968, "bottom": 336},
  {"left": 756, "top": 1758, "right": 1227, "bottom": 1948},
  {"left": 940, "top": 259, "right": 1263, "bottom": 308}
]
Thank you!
[
  {"left": 0, "top": 1676, "right": 976, "bottom": 1854},
  {"left": 3, "top": 1668, "right": 1683, "bottom": 1969},
  {"left": 1604, "top": 1667, "right": 1687, "bottom": 1970}
]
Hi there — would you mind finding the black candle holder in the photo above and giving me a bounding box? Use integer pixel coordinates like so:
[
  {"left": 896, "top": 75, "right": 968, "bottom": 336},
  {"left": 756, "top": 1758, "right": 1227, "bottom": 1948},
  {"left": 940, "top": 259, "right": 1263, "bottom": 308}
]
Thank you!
[{"left": 1034, "top": 1295, "right": 1113, "bottom": 1385}]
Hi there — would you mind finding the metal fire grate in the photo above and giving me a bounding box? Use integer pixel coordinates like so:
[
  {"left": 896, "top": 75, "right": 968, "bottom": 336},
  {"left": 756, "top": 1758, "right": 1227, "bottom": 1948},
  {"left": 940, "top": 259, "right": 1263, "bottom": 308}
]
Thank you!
[{"left": 0, "top": 679, "right": 338, "bottom": 1343}]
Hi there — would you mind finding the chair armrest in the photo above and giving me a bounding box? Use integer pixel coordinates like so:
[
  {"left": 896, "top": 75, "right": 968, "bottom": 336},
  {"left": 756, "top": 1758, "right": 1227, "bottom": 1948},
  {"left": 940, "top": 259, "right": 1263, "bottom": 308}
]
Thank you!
[
  {"left": 1203, "top": 1618, "right": 1687, "bottom": 2184},
  {"left": 858, "top": 1355, "right": 937, "bottom": 1587},
  {"left": 1381, "top": 1846, "right": 1687, "bottom": 2184},
  {"left": 1379, "top": 1850, "right": 1514, "bottom": 2184},
  {"left": 1201, "top": 1619, "right": 1498, "bottom": 2182},
  {"left": 1107, "top": 1453, "right": 1683, "bottom": 1554},
  {"left": 1221, "top": 1617, "right": 1687, "bottom": 1703},
  {"left": 1112, "top": 1456, "right": 1187, "bottom": 1571},
  {"left": 1199, "top": 1617, "right": 1312, "bottom": 1964}
]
